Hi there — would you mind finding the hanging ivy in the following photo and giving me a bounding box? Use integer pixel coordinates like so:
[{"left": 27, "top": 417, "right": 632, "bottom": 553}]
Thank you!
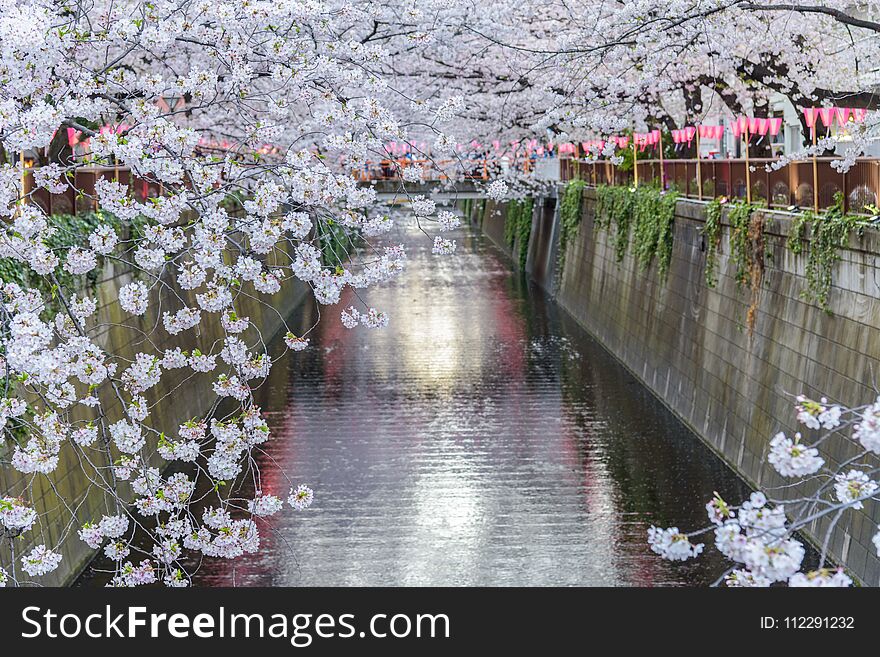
[
  {"left": 594, "top": 185, "right": 678, "bottom": 279},
  {"left": 607, "top": 187, "right": 634, "bottom": 262},
  {"left": 727, "top": 200, "right": 765, "bottom": 334},
  {"left": 478, "top": 198, "right": 487, "bottom": 226},
  {"left": 594, "top": 183, "right": 626, "bottom": 233},
  {"left": 702, "top": 198, "right": 723, "bottom": 288},
  {"left": 594, "top": 185, "right": 631, "bottom": 265},
  {"left": 728, "top": 200, "right": 758, "bottom": 288},
  {"left": 557, "top": 179, "right": 586, "bottom": 274},
  {"left": 787, "top": 210, "right": 809, "bottom": 256},
  {"left": 631, "top": 187, "right": 678, "bottom": 277},
  {"left": 503, "top": 198, "right": 534, "bottom": 270},
  {"left": 460, "top": 198, "right": 473, "bottom": 221},
  {"left": 800, "top": 193, "right": 864, "bottom": 314},
  {"left": 315, "top": 215, "right": 357, "bottom": 267},
  {"left": 504, "top": 200, "right": 521, "bottom": 246},
  {"left": 516, "top": 198, "right": 534, "bottom": 270}
]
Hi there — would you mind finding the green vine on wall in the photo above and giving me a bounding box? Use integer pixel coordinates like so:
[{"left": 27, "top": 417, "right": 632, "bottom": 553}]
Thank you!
[
  {"left": 594, "top": 185, "right": 678, "bottom": 279},
  {"left": 728, "top": 201, "right": 759, "bottom": 288},
  {"left": 557, "top": 179, "right": 586, "bottom": 275},
  {"left": 787, "top": 210, "right": 809, "bottom": 256},
  {"left": 727, "top": 200, "right": 765, "bottom": 334},
  {"left": 516, "top": 198, "right": 534, "bottom": 270},
  {"left": 593, "top": 183, "right": 622, "bottom": 232},
  {"left": 315, "top": 216, "right": 356, "bottom": 267},
  {"left": 702, "top": 198, "right": 723, "bottom": 288},
  {"left": 503, "top": 197, "right": 534, "bottom": 270},
  {"left": 474, "top": 198, "right": 487, "bottom": 227},
  {"left": 634, "top": 187, "right": 678, "bottom": 277},
  {"left": 0, "top": 211, "right": 127, "bottom": 317},
  {"left": 461, "top": 198, "right": 473, "bottom": 222},
  {"left": 503, "top": 199, "right": 520, "bottom": 246},
  {"left": 799, "top": 193, "right": 864, "bottom": 314},
  {"left": 595, "top": 185, "right": 632, "bottom": 262}
]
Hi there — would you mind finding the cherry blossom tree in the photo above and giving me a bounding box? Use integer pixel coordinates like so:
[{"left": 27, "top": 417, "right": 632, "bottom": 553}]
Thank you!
[
  {"left": 0, "top": 0, "right": 474, "bottom": 587},
  {"left": 437, "top": 1, "right": 880, "bottom": 166},
  {"left": 648, "top": 394, "right": 880, "bottom": 587},
  {"left": 2, "top": 0, "right": 879, "bottom": 588}
]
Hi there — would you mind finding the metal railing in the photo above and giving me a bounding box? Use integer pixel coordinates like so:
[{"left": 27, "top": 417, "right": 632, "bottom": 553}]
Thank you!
[{"left": 560, "top": 157, "right": 880, "bottom": 213}]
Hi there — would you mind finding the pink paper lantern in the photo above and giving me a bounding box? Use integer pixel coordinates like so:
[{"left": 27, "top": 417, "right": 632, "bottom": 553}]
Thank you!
[
  {"left": 802, "top": 107, "right": 819, "bottom": 129},
  {"left": 818, "top": 107, "right": 836, "bottom": 128},
  {"left": 698, "top": 125, "right": 724, "bottom": 140}
]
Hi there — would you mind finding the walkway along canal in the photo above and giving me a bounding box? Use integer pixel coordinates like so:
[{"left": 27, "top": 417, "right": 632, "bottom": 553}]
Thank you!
[{"left": 172, "top": 217, "right": 756, "bottom": 586}]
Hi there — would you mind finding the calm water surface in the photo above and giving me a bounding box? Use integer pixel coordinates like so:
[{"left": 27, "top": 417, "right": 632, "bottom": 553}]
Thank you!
[
  {"left": 180, "top": 218, "right": 754, "bottom": 587},
  {"left": 76, "top": 216, "right": 754, "bottom": 587}
]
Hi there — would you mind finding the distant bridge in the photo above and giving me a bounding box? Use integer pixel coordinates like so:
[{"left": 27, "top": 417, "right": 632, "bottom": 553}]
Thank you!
[{"left": 366, "top": 179, "right": 488, "bottom": 203}]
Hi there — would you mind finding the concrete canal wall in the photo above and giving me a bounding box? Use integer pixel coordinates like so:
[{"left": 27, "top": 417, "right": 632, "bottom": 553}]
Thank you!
[
  {"left": 0, "top": 252, "right": 309, "bottom": 586},
  {"left": 470, "top": 189, "right": 880, "bottom": 585}
]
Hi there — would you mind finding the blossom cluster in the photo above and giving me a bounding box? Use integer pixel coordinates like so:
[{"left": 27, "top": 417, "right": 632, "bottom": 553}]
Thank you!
[
  {"left": 651, "top": 392, "right": 880, "bottom": 587},
  {"left": 0, "top": 496, "right": 37, "bottom": 533}
]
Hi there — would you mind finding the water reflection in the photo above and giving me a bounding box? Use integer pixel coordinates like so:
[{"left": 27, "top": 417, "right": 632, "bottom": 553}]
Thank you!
[
  {"left": 76, "top": 216, "right": 758, "bottom": 587},
  {"left": 189, "top": 218, "right": 753, "bottom": 587}
]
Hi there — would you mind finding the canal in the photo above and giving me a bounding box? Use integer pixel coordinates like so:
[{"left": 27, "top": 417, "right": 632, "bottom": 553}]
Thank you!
[
  {"left": 80, "top": 213, "right": 755, "bottom": 587},
  {"left": 198, "top": 215, "right": 756, "bottom": 587}
]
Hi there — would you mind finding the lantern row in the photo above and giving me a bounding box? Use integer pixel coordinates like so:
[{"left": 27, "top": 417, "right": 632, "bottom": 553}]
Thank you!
[
  {"left": 802, "top": 106, "right": 867, "bottom": 130},
  {"left": 56, "top": 105, "right": 871, "bottom": 163}
]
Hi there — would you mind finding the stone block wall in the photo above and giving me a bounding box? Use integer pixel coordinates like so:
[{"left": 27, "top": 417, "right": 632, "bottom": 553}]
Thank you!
[{"left": 479, "top": 188, "right": 880, "bottom": 585}]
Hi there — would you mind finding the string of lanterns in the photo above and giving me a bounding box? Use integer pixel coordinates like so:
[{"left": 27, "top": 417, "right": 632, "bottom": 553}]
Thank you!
[
  {"left": 565, "top": 106, "right": 868, "bottom": 207},
  {"left": 53, "top": 100, "right": 873, "bottom": 211}
]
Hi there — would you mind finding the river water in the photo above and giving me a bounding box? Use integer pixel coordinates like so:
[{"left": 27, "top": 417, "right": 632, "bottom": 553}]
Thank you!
[
  {"left": 75, "top": 216, "right": 754, "bottom": 587},
  {"left": 181, "top": 217, "right": 753, "bottom": 587}
]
